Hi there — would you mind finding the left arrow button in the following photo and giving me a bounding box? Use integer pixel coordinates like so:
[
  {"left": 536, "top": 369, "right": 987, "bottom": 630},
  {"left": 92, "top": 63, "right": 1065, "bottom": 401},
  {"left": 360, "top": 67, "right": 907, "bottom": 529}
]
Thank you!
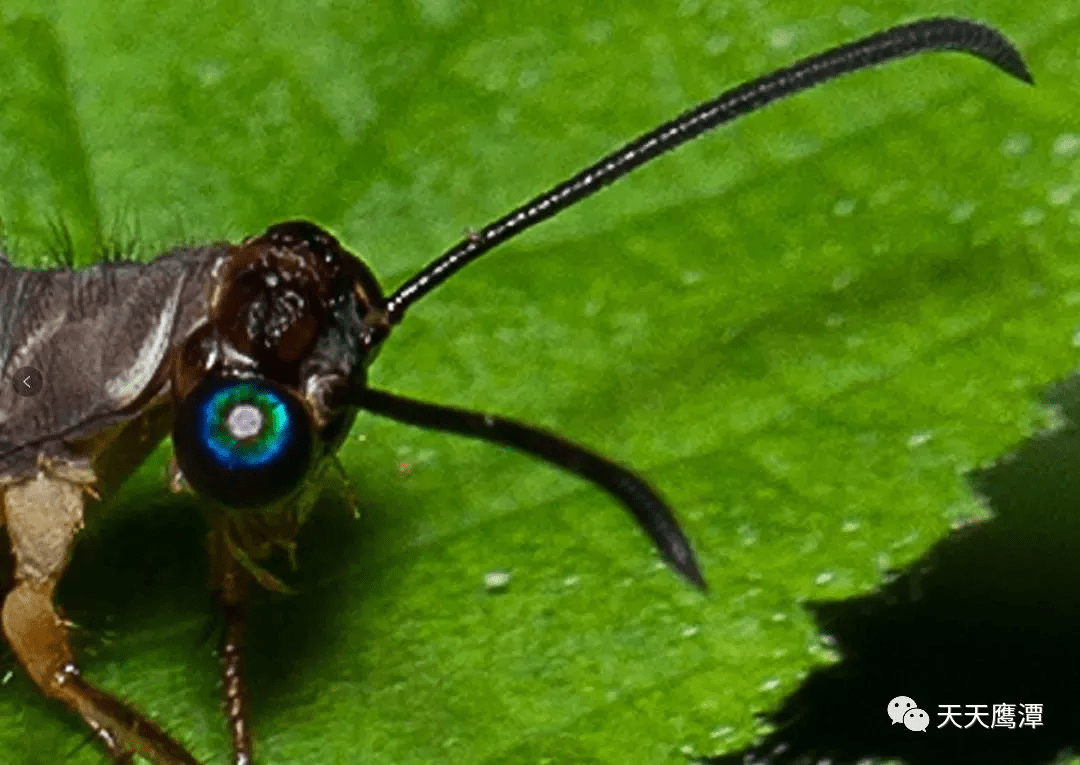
[{"left": 11, "top": 367, "right": 42, "bottom": 397}]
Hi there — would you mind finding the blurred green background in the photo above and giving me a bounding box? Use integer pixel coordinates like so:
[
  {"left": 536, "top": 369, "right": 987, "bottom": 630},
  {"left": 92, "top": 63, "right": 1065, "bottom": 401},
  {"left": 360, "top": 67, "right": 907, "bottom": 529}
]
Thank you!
[{"left": 0, "top": 1, "right": 1077, "bottom": 764}]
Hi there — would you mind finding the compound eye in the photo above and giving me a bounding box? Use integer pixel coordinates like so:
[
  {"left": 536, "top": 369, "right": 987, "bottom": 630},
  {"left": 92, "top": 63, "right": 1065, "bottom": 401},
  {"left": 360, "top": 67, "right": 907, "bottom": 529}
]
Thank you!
[{"left": 173, "top": 376, "right": 314, "bottom": 508}]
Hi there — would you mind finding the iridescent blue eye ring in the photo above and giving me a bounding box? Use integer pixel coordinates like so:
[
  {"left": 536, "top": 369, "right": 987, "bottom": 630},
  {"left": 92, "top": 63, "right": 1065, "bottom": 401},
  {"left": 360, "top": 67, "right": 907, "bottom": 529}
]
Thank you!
[
  {"left": 200, "top": 382, "right": 291, "bottom": 469},
  {"left": 173, "top": 375, "right": 314, "bottom": 508}
]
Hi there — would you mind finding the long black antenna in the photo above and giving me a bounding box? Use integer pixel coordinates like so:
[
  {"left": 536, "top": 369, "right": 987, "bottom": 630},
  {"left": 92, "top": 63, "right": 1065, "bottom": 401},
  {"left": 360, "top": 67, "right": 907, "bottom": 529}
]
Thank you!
[
  {"left": 354, "top": 386, "right": 708, "bottom": 589},
  {"left": 385, "top": 17, "right": 1031, "bottom": 322}
]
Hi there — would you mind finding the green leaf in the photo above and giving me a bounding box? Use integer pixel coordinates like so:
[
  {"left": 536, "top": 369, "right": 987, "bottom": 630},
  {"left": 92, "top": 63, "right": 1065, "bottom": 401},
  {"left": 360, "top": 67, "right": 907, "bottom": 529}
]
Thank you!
[{"left": 0, "top": 3, "right": 1076, "bottom": 764}]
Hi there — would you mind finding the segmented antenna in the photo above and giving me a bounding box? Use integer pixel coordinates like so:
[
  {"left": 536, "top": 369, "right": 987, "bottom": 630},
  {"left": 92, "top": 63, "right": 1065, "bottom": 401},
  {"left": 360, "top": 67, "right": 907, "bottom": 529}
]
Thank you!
[{"left": 385, "top": 17, "right": 1031, "bottom": 322}]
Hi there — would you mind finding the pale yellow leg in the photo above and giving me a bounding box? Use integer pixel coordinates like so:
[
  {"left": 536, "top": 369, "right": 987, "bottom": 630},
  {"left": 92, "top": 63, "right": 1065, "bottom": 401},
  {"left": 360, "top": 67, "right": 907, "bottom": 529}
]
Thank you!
[{"left": 2, "top": 467, "right": 200, "bottom": 765}]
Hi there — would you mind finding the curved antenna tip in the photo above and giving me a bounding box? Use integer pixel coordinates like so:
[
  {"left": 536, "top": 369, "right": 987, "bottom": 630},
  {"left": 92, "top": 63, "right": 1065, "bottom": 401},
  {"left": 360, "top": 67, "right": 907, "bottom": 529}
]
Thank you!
[
  {"left": 663, "top": 538, "right": 709, "bottom": 592},
  {"left": 936, "top": 17, "right": 1034, "bottom": 85},
  {"left": 680, "top": 560, "right": 709, "bottom": 592},
  {"left": 986, "top": 33, "right": 1034, "bottom": 84},
  {"left": 991, "top": 43, "right": 1034, "bottom": 84}
]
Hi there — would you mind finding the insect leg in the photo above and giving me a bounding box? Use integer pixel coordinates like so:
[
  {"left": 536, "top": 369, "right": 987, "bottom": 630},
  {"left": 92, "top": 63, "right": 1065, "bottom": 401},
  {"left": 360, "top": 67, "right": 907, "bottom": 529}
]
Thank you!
[
  {"left": 0, "top": 469, "right": 200, "bottom": 765},
  {"left": 352, "top": 387, "right": 707, "bottom": 590},
  {"left": 209, "top": 521, "right": 255, "bottom": 765}
]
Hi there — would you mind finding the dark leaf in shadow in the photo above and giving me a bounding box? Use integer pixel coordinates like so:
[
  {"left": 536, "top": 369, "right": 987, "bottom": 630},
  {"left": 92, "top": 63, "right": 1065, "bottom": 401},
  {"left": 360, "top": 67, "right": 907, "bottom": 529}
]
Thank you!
[{"left": 708, "top": 376, "right": 1080, "bottom": 765}]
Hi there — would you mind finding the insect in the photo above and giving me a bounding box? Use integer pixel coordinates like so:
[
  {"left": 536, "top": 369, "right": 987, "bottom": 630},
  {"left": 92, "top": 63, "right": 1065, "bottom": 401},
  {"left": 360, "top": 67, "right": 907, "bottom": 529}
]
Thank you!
[{"left": 0, "top": 17, "right": 1030, "bottom": 765}]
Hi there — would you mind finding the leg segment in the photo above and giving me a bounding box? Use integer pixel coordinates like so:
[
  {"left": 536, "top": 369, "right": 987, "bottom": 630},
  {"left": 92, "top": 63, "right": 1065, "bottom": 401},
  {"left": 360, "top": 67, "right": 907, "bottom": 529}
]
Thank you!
[
  {"left": 1, "top": 469, "right": 199, "bottom": 765},
  {"left": 210, "top": 523, "right": 254, "bottom": 765}
]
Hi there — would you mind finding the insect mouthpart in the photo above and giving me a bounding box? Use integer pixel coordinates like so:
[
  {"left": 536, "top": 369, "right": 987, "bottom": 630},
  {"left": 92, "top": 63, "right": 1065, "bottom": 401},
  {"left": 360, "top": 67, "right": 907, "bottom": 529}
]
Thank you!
[{"left": 172, "top": 375, "right": 315, "bottom": 508}]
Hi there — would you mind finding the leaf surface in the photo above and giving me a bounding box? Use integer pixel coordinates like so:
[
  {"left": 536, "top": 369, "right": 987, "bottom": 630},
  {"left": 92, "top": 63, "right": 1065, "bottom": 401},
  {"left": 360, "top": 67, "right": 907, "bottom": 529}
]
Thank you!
[{"left": 0, "top": 3, "right": 1076, "bottom": 763}]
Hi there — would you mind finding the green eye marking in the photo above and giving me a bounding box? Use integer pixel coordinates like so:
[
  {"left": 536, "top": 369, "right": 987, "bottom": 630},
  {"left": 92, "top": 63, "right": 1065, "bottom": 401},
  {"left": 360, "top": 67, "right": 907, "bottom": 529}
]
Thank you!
[
  {"left": 203, "top": 383, "right": 291, "bottom": 468},
  {"left": 174, "top": 375, "right": 315, "bottom": 509}
]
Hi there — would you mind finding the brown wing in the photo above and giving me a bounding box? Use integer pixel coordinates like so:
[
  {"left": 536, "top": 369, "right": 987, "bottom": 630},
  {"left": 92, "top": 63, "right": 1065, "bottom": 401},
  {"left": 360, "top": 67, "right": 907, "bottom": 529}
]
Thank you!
[{"left": 0, "top": 245, "right": 230, "bottom": 479}]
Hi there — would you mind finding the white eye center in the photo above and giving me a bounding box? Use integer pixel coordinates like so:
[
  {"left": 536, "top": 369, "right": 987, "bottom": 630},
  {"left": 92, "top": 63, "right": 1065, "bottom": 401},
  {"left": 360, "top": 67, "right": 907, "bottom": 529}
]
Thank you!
[{"left": 227, "top": 404, "right": 265, "bottom": 440}]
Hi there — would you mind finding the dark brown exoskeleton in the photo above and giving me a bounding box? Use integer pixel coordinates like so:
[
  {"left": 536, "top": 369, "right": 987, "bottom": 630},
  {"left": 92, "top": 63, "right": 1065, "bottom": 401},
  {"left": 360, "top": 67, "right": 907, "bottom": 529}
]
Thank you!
[{"left": 0, "top": 18, "right": 1032, "bottom": 765}]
